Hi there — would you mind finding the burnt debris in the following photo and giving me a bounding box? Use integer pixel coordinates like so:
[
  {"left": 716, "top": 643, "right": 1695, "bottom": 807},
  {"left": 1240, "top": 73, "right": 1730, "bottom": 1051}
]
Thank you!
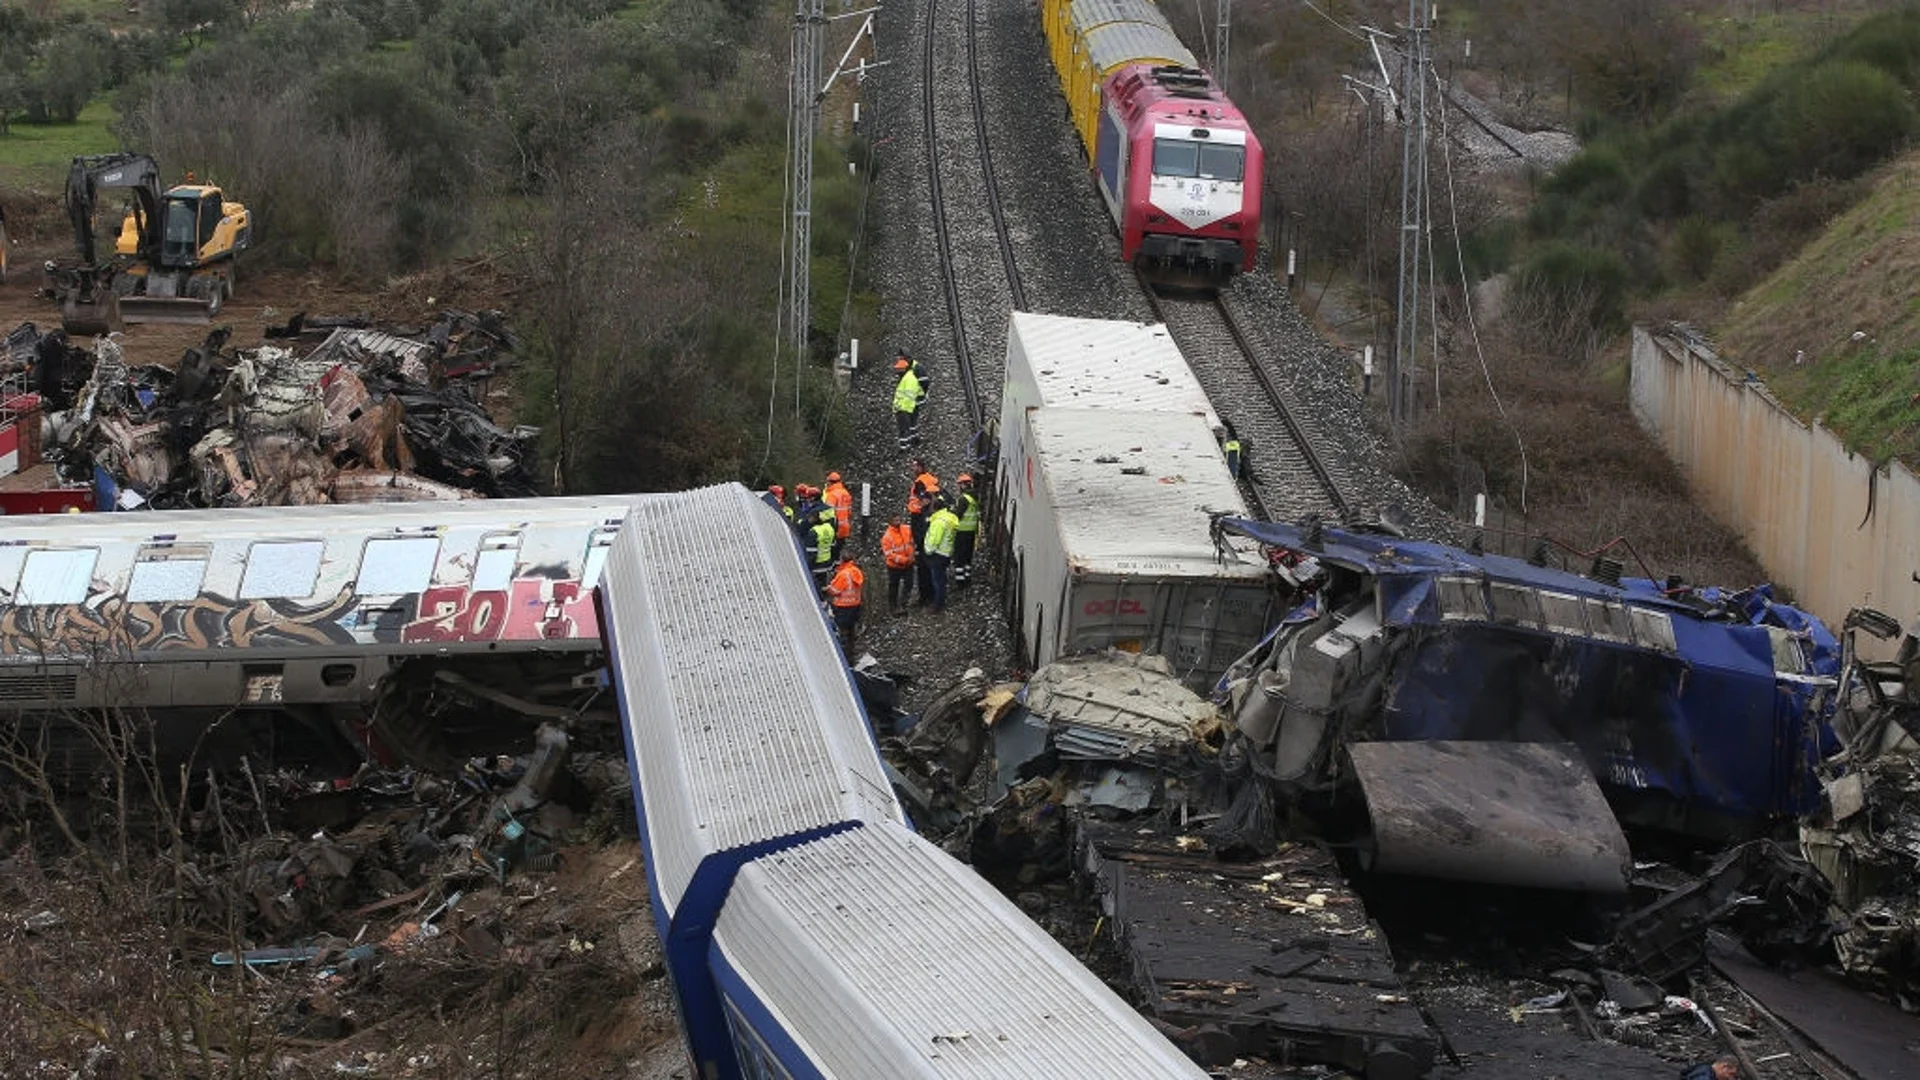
[{"left": 0, "top": 309, "right": 535, "bottom": 508}]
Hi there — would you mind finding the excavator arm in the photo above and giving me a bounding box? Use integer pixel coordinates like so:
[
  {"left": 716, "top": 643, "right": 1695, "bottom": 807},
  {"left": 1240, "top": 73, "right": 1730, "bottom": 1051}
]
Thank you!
[{"left": 66, "top": 153, "right": 164, "bottom": 268}]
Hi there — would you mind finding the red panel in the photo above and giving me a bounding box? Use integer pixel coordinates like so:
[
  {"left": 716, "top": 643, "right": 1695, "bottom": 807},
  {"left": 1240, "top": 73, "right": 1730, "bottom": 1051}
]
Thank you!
[{"left": 0, "top": 488, "right": 94, "bottom": 515}]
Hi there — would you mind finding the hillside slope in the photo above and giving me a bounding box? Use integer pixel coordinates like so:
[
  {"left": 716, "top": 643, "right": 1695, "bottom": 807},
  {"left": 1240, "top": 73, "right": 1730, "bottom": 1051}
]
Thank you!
[{"left": 1715, "top": 148, "right": 1920, "bottom": 464}]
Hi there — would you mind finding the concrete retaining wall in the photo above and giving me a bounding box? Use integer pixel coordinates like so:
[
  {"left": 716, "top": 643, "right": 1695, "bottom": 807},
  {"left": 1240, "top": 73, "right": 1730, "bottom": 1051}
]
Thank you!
[{"left": 1630, "top": 325, "right": 1920, "bottom": 656}]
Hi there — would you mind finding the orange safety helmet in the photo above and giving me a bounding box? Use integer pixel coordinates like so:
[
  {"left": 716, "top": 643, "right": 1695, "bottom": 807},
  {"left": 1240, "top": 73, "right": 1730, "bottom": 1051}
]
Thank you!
[
  {"left": 826, "top": 471, "right": 841, "bottom": 483},
  {"left": 957, "top": 473, "right": 973, "bottom": 484},
  {"left": 769, "top": 484, "right": 785, "bottom": 498}
]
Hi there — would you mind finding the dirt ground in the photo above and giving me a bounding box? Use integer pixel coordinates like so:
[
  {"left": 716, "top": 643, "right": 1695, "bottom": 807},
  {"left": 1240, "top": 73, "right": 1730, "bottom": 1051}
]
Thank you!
[{"left": 0, "top": 223, "right": 521, "bottom": 371}]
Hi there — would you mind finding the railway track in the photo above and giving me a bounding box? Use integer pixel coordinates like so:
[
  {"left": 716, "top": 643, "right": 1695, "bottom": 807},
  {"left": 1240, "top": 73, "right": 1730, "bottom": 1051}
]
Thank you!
[
  {"left": 921, "top": 0, "right": 1025, "bottom": 431},
  {"left": 967, "top": 0, "right": 1026, "bottom": 315},
  {"left": 1141, "top": 277, "right": 1357, "bottom": 522}
]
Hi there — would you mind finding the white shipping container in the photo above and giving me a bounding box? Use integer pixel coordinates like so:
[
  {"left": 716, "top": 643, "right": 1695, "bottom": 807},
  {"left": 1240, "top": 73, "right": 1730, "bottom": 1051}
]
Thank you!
[
  {"left": 1002, "top": 407, "right": 1270, "bottom": 687},
  {"left": 997, "top": 312, "right": 1222, "bottom": 497}
]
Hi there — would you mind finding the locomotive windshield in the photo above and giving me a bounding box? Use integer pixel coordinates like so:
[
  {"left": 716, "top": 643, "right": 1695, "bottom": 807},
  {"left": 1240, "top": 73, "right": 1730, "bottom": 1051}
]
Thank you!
[{"left": 1152, "top": 138, "right": 1245, "bottom": 182}]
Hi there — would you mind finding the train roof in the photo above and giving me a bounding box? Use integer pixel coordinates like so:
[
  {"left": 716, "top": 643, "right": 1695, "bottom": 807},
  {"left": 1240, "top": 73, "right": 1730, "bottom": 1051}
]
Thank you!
[
  {"left": 1007, "top": 311, "right": 1222, "bottom": 429},
  {"left": 1081, "top": 20, "right": 1193, "bottom": 76},
  {"left": 0, "top": 494, "right": 650, "bottom": 546},
  {"left": 598, "top": 483, "right": 903, "bottom": 918},
  {"left": 1025, "top": 408, "right": 1264, "bottom": 578},
  {"left": 713, "top": 820, "right": 1211, "bottom": 1079}
]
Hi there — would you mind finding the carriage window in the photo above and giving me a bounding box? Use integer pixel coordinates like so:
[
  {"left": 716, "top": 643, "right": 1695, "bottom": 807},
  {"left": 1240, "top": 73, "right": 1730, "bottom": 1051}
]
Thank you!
[
  {"left": 239, "top": 540, "right": 325, "bottom": 600},
  {"left": 356, "top": 536, "right": 440, "bottom": 596},
  {"left": 128, "top": 545, "right": 210, "bottom": 603},
  {"left": 18, "top": 548, "right": 97, "bottom": 605},
  {"left": 472, "top": 533, "right": 523, "bottom": 593}
]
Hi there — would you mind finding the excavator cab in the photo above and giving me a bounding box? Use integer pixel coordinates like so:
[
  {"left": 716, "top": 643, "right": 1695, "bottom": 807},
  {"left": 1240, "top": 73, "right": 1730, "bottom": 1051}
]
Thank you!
[{"left": 117, "top": 184, "right": 248, "bottom": 271}]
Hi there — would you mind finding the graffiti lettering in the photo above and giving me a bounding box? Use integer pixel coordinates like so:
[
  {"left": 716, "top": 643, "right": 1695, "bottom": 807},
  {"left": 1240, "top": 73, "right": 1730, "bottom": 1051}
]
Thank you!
[{"left": 401, "top": 579, "right": 595, "bottom": 644}]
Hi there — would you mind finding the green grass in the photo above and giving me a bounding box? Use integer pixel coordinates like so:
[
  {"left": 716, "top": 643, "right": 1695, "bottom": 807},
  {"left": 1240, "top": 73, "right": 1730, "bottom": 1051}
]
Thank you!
[
  {"left": 1693, "top": 10, "right": 1852, "bottom": 104},
  {"left": 0, "top": 97, "right": 119, "bottom": 188},
  {"left": 1716, "top": 149, "right": 1920, "bottom": 464}
]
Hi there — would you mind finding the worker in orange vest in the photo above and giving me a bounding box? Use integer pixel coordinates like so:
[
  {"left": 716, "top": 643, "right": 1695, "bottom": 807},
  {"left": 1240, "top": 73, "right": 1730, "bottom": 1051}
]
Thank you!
[
  {"left": 881, "top": 514, "right": 917, "bottom": 614},
  {"left": 824, "top": 552, "right": 866, "bottom": 653},
  {"left": 823, "top": 471, "right": 853, "bottom": 558}
]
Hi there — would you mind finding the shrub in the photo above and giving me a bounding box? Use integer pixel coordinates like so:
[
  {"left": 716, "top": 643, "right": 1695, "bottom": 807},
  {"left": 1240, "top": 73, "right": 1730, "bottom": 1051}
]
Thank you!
[
  {"left": 1767, "top": 59, "right": 1916, "bottom": 184},
  {"left": 1514, "top": 241, "right": 1630, "bottom": 338}
]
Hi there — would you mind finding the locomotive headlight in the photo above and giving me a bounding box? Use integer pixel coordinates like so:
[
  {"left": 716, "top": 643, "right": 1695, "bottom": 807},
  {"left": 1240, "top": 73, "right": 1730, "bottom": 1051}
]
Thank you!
[{"left": 1191, "top": 128, "right": 1211, "bottom": 139}]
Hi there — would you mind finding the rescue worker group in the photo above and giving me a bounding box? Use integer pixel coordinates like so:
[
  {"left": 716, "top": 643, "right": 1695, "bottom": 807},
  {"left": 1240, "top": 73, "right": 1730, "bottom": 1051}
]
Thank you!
[{"left": 760, "top": 351, "right": 979, "bottom": 654}]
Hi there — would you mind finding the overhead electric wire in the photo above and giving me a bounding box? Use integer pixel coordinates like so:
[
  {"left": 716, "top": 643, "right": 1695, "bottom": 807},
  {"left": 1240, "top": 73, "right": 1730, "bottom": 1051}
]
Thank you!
[
  {"left": 1430, "top": 64, "right": 1529, "bottom": 513},
  {"left": 1299, "top": 0, "right": 1368, "bottom": 42},
  {"left": 762, "top": 58, "right": 801, "bottom": 474}
]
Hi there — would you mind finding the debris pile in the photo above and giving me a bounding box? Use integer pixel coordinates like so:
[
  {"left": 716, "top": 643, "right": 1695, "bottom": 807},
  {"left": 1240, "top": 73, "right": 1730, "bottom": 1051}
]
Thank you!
[
  {"left": 9, "top": 309, "right": 536, "bottom": 508},
  {"left": 0, "top": 723, "right": 671, "bottom": 1075},
  {"left": 1801, "top": 603, "right": 1920, "bottom": 1000}
]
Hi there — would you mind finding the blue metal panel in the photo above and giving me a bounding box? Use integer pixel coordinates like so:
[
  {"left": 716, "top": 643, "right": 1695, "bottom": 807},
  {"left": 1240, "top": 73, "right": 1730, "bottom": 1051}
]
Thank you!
[
  {"left": 1221, "top": 518, "right": 1841, "bottom": 827},
  {"left": 1096, "top": 105, "right": 1124, "bottom": 212}
]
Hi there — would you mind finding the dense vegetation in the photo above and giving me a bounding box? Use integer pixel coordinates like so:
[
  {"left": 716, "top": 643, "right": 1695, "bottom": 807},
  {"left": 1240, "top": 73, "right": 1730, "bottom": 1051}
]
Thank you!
[
  {"left": 1175, "top": 0, "right": 1920, "bottom": 584},
  {"left": 1522, "top": 6, "right": 1920, "bottom": 334},
  {"left": 1, "top": 0, "right": 867, "bottom": 495}
]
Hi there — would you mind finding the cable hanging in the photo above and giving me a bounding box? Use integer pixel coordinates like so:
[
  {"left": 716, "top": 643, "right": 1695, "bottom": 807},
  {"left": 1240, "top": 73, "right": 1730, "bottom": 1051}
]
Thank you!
[{"left": 1430, "top": 63, "right": 1529, "bottom": 514}]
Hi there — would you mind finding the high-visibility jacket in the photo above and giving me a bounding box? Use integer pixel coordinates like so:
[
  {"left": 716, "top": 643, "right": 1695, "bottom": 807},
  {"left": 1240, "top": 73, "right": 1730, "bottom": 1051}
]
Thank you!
[
  {"left": 827, "top": 562, "right": 865, "bottom": 608},
  {"left": 893, "top": 369, "right": 922, "bottom": 414},
  {"left": 924, "top": 508, "right": 959, "bottom": 557},
  {"left": 882, "top": 523, "right": 916, "bottom": 569},
  {"left": 810, "top": 521, "right": 836, "bottom": 565},
  {"left": 907, "top": 473, "right": 939, "bottom": 515},
  {"left": 955, "top": 492, "right": 979, "bottom": 533},
  {"left": 824, "top": 482, "right": 853, "bottom": 539}
]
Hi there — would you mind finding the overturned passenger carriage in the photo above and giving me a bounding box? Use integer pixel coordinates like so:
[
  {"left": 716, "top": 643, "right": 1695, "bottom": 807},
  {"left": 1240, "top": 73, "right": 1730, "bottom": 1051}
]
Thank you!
[
  {"left": 1216, "top": 519, "right": 1841, "bottom": 892},
  {"left": 0, "top": 495, "right": 652, "bottom": 769}
]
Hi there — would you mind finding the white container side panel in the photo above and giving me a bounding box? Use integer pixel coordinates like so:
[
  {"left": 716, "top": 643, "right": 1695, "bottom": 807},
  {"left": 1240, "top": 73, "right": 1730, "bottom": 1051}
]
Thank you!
[
  {"left": 713, "top": 822, "right": 1210, "bottom": 1080},
  {"left": 600, "top": 483, "right": 903, "bottom": 915},
  {"left": 1005, "top": 454, "right": 1073, "bottom": 672},
  {"left": 1001, "top": 313, "right": 1220, "bottom": 444},
  {"left": 1025, "top": 408, "right": 1264, "bottom": 579}
]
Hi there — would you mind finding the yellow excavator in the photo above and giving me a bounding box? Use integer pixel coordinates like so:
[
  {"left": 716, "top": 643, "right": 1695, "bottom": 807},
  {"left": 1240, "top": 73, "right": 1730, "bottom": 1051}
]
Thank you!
[{"left": 46, "top": 152, "right": 252, "bottom": 335}]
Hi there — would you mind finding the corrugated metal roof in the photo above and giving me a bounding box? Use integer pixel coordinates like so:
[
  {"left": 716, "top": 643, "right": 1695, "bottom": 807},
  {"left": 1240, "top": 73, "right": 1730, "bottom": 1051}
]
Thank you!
[
  {"left": 600, "top": 484, "right": 904, "bottom": 915},
  {"left": 1082, "top": 21, "right": 1193, "bottom": 74},
  {"left": 713, "top": 821, "right": 1211, "bottom": 1079},
  {"left": 1011, "top": 312, "right": 1221, "bottom": 430},
  {"left": 1027, "top": 408, "right": 1263, "bottom": 578},
  {"left": 1065, "top": 0, "right": 1177, "bottom": 36}
]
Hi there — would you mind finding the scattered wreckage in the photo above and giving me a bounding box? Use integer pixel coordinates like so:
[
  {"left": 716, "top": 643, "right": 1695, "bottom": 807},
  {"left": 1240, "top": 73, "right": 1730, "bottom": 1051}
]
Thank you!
[
  {"left": 1804, "top": 597, "right": 1920, "bottom": 1003},
  {"left": 866, "top": 518, "right": 1920, "bottom": 1076},
  {"left": 0, "top": 308, "right": 535, "bottom": 509},
  {"left": 1210, "top": 517, "right": 1841, "bottom": 894}
]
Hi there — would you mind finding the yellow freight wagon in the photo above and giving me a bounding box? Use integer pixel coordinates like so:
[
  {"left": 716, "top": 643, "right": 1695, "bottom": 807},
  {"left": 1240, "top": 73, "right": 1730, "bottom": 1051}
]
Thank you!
[{"left": 1039, "top": 0, "right": 1196, "bottom": 163}]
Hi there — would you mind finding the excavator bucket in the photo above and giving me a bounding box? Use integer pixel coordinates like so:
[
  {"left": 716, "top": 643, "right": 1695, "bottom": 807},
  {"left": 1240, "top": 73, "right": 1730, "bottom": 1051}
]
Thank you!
[
  {"left": 118, "top": 295, "right": 215, "bottom": 326},
  {"left": 1349, "top": 740, "right": 1633, "bottom": 893},
  {"left": 59, "top": 291, "right": 121, "bottom": 337}
]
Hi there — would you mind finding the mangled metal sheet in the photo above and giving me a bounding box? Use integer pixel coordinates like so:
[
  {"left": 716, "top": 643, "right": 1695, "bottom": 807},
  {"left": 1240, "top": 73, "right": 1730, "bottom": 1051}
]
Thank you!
[
  {"left": 1350, "top": 741, "right": 1632, "bottom": 892},
  {"left": 1078, "top": 820, "right": 1435, "bottom": 1076},
  {"left": 13, "top": 308, "right": 534, "bottom": 508},
  {"left": 1218, "top": 517, "right": 1842, "bottom": 837},
  {"left": 306, "top": 327, "right": 433, "bottom": 383},
  {"left": 1024, "top": 650, "right": 1219, "bottom": 763}
]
